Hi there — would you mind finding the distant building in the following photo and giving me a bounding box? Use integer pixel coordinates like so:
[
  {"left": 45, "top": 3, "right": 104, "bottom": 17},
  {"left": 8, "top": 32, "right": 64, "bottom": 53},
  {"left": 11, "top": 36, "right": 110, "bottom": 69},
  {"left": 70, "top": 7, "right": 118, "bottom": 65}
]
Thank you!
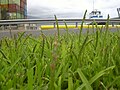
[
  {"left": 89, "top": 9, "right": 103, "bottom": 19},
  {"left": 0, "top": 0, "right": 27, "bottom": 20}
]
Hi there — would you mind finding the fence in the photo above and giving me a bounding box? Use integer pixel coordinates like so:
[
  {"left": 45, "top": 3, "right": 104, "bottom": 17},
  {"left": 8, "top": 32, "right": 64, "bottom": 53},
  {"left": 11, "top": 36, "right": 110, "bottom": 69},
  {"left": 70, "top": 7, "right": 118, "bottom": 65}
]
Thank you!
[{"left": 0, "top": 19, "right": 120, "bottom": 30}]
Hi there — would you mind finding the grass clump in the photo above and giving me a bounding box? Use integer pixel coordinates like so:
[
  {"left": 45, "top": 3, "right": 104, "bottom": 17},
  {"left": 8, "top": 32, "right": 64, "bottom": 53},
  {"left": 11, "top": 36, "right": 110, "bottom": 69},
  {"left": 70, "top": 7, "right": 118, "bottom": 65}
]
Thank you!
[{"left": 0, "top": 13, "right": 120, "bottom": 90}]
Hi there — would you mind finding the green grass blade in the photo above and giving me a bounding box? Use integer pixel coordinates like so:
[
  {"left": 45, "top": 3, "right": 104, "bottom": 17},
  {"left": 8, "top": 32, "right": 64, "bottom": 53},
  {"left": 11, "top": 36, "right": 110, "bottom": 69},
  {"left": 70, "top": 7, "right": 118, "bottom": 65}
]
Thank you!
[
  {"left": 78, "top": 35, "right": 88, "bottom": 57},
  {"left": 89, "top": 66, "right": 115, "bottom": 84},
  {"left": 77, "top": 68, "right": 93, "bottom": 90},
  {"left": 27, "top": 68, "right": 33, "bottom": 90},
  {"left": 54, "top": 15, "right": 60, "bottom": 38},
  {"left": 58, "top": 76, "right": 62, "bottom": 90},
  {"left": 17, "top": 32, "right": 25, "bottom": 43},
  {"left": 76, "top": 66, "right": 115, "bottom": 90},
  {"left": 7, "top": 58, "right": 21, "bottom": 74},
  {"left": 107, "top": 76, "right": 120, "bottom": 89},
  {"left": 79, "top": 10, "right": 87, "bottom": 43},
  {"left": 68, "top": 75, "right": 73, "bottom": 90},
  {"left": 41, "top": 37, "right": 45, "bottom": 59},
  {"left": 0, "top": 49, "right": 8, "bottom": 60},
  {"left": 64, "top": 20, "right": 69, "bottom": 36}
]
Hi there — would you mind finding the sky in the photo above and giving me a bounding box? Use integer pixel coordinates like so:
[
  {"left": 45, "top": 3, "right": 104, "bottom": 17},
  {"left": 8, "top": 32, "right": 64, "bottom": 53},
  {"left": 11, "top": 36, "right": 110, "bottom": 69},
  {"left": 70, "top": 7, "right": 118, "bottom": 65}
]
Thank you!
[{"left": 27, "top": 0, "right": 120, "bottom": 19}]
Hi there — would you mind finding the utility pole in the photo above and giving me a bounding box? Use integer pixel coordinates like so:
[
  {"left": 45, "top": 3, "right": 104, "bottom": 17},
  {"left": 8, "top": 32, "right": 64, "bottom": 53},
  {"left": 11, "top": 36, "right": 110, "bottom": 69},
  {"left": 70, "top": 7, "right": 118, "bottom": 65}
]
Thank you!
[
  {"left": 93, "top": 0, "right": 94, "bottom": 11},
  {"left": 117, "top": 8, "right": 120, "bottom": 18}
]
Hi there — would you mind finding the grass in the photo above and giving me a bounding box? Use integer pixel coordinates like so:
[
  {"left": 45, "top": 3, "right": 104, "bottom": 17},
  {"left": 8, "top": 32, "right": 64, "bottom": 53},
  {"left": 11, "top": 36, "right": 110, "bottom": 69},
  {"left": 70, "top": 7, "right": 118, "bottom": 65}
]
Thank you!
[{"left": 0, "top": 12, "right": 120, "bottom": 90}]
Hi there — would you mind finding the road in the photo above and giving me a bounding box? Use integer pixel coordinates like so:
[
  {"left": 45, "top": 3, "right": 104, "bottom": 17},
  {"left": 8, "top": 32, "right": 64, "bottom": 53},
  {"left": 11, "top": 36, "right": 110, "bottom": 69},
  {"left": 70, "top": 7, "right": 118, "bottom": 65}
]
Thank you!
[{"left": 0, "top": 28, "right": 119, "bottom": 39}]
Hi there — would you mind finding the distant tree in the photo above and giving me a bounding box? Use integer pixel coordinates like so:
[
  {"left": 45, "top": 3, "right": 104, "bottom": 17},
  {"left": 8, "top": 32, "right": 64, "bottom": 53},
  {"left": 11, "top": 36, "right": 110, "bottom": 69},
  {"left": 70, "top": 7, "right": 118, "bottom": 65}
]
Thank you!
[{"left": 1, "top": 8, "right": 9, "bottom": 20}]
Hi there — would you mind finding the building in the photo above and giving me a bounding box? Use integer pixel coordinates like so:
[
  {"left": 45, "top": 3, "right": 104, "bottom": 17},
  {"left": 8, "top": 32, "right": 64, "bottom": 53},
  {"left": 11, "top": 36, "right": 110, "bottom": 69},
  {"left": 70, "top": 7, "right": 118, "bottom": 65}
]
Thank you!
[
  {"left": 89, "top": 9, "right": 103, "bottom": 19},
  {"left": 0, "top": 0, "right": 27, "bottom": 20}
]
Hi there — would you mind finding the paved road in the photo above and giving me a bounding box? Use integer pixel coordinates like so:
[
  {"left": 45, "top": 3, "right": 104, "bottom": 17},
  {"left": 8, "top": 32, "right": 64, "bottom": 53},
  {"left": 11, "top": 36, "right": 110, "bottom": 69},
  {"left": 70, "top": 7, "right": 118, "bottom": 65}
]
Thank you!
[{"left": 0, "top": 28, "right": 119, "bottom": 39}]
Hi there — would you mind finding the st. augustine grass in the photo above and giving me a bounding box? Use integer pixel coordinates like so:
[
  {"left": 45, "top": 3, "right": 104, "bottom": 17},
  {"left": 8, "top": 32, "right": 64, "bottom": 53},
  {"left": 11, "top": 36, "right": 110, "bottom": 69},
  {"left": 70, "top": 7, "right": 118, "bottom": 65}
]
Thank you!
[
  {"left": 0, "top": 26, "right": 120, "bottom": 90},
  {"left": 0, "top": 13, "right": 120, "bottom": 90}
]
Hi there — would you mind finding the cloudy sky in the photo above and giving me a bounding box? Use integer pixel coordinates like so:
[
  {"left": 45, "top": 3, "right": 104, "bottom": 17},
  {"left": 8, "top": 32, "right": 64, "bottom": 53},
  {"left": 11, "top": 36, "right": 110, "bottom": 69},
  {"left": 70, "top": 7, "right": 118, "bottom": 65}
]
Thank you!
[{"left": 27, "top": 0, "right": 120, "bottom": 19}]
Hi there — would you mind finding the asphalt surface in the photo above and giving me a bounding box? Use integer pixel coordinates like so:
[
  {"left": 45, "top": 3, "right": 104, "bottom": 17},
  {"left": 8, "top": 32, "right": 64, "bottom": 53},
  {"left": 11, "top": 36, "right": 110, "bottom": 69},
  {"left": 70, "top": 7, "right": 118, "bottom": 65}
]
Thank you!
[{"left": 0, "top": 28, "right": 119, "bottom": 39}]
